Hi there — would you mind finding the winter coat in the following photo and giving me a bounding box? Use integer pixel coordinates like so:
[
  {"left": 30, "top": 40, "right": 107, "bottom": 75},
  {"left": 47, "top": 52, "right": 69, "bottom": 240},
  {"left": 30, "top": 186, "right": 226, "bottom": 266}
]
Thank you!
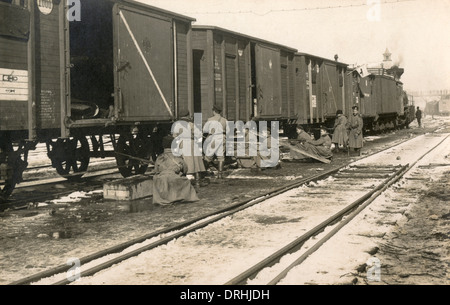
[
  {"left": 347, "top": 114, "right": 364, "bottom": 149},
  {"left": 332, "top": 114, "right": 349, "bottom": 146},
  {"left": 153, "top": 149, "right": 199, "bottom": 205}
]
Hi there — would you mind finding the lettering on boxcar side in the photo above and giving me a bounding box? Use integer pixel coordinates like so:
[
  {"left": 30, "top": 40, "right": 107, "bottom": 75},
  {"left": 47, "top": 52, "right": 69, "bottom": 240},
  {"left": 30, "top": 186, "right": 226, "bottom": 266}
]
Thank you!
[
  {"left": 311, "top": 95, "right": 317, "bottom": 108},
  {"left": 39, "top": 90, "right": 56, "bottom": 122},
  {"left": 0, "top": 68, "right": 28, "bottom": 101}
]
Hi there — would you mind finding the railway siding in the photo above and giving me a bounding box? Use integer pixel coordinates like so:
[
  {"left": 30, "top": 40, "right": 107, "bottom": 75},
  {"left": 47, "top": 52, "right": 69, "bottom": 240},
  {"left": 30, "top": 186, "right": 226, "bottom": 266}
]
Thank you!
[{"left": 47, "top": 134, "right": 448, "bottom": 285}]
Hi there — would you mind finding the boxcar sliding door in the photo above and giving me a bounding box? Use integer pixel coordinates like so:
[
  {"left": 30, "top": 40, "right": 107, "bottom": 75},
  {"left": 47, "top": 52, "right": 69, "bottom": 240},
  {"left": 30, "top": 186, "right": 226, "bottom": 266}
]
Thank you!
[
  {"left": 254, "top": 44, "right": 282, "bottom": 119},
  {"left": 113, "top": 4, "right": 175, "bottom": 121}
]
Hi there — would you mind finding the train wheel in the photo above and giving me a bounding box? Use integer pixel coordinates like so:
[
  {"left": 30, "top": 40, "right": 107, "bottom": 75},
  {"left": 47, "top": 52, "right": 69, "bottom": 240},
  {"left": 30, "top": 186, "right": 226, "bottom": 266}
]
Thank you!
[
  {"left": 0, "top": 141, "right": 29, "bottom": 203},
  {"left": 0, "top": 160, "right": 16, "bottom": 202},
  {"left": 115, "top": 135, "right": 152, "bottom": 178},
  {"left": 49, "top": 136, "right": 90, "bottom": 180},
  {"left": 0, "top": 179, "right": 15, "bottom": 203}
]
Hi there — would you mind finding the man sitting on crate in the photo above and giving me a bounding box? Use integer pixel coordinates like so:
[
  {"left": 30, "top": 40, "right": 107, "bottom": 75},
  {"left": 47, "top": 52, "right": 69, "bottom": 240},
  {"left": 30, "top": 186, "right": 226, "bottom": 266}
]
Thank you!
[{"left": 152, "top": 136, "right": 199, "bottom": 205}]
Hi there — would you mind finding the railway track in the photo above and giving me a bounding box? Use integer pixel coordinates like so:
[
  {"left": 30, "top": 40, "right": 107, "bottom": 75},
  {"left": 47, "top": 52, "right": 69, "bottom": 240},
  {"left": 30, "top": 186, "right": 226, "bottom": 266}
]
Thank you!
[
  {"left": 8, "top": 132, "right": 448, "bottom": 285},
  {"left": 0, "top": 162, "right": 122, "bottom": 212},
  {"left": 2, "top": 130, "right": 414, "bottom": 211}
]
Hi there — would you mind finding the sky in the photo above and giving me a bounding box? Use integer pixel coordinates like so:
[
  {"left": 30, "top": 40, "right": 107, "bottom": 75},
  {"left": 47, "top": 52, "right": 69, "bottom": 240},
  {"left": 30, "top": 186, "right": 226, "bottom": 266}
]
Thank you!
[{"left": 138, "top": 0, "right": 450, "bottom": 94}]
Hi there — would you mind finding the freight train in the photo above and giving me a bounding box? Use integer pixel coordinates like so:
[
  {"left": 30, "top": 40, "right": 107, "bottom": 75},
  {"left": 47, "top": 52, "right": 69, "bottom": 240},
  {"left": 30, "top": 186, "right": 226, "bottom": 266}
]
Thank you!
[
  {"left": 0, "top": 0, "right": 413, "bottom": 201},
  {"left": 426, "top": 96, "right": 450, "bottom": 116}
]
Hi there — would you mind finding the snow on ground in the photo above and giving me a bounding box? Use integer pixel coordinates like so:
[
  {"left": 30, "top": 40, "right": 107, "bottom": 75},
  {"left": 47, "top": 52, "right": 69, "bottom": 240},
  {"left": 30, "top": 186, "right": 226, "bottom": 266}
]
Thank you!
[
  {"left": 69, "top": 129, "right": 449, "bottom": 285},
  {"left": 278, "top": 134, "right": 450, "bottom": 285}
]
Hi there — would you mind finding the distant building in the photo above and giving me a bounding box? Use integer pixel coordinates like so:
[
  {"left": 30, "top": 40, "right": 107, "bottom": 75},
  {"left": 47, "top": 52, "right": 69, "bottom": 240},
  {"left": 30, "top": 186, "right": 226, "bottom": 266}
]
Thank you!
[
  {"left": 364, "top": 48, "right": 403, "bottom": 81},
  {"left": 382, "top": 48, "right": 393, "bottom": 69}
]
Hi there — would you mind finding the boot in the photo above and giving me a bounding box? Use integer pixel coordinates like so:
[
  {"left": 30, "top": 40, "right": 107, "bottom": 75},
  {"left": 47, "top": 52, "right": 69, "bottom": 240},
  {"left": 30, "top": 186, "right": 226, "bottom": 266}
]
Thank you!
[
  {"left": 217, "top": 161, "right": 224, "bottom": 179},
  {"left": 203, "top": 159, "right": 210, "bottom": 170},
  {"left": 203, "top": 159, "right": 214, "bottom": 176},
  {"left": 194, "top": 172, "right": 201, "bottom": 190},
  {"left": 195, "top": 173, "right": 200, "bottom": 189}
]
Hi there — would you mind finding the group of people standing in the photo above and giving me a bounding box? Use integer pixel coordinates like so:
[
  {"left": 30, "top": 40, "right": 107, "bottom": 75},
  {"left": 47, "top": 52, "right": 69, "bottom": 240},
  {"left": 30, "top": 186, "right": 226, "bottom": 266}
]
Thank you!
[{"left": 332, "top": 106, "right": 364, "bottom": 156}]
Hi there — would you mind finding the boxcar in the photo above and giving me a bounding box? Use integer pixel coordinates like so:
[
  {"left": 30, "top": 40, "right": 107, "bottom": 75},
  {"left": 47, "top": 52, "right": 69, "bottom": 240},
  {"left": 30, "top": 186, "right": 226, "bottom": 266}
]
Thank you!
[
  {"left": 345, "top": 68, "right": 405, "bottom": 132},
  {"left": 439, "top": 96, "right": 450, "bottom": 116},
  {"left": 191, "top": 26, "right": 297, "bottom": 125},
  {"left": 425, "top": 101, "right": 439, "bottom": 117},
  {"left": 0, "top": 0, "right": 195, "bottom": 200},
  {"left": 294, "top": 53, "right": 348, "bottom": 129}
]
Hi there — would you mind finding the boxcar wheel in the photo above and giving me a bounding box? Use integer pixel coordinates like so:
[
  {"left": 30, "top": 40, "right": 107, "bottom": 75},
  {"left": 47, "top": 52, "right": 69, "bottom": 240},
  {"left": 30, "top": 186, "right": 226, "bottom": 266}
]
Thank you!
[
  {"left": 0, "top": 177, "right": 15, "bottom": 203},
  {"left": 115, "top": 135, "right": 152, "bottom": 178},
  {"left": 51, "top": 137, "right": 90, "bottom": 180},
  {"left": 0, "top": 155, "right": 28, "bottom": 203}
]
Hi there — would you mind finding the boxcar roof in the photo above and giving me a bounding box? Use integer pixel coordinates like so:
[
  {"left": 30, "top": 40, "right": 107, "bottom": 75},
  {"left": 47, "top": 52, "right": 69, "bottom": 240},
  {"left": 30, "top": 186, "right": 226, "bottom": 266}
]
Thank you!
[
  {"left": 192, "top": 25, "right": 298, "bottom": 53},
  {"left": 119, "top": 0, "right": 196, "bottom": 22},
  {"left": 296, "top": 52, "right": 348, "bottom": 67}
]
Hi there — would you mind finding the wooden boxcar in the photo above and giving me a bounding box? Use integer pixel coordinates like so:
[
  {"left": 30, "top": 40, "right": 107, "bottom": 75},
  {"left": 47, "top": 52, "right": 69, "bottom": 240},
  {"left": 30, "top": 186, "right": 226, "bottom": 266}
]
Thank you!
[
  {"left": 294, "top": 53, "right": 348, "bottom": 128},
  {"left": 0, "top": 0, "right": 195, "bottom": 200},
  {"left": 345, "top": 69, "right": 405, "bottom": 132},
  {"left": 191, "top": 25, "right": 297, "bottom": 125},
  {"left": 425, "top": 101, "right": 439, "bottom": 117},
  {"left": 439, "top": 96, "right": 450, "bottom": 116}
]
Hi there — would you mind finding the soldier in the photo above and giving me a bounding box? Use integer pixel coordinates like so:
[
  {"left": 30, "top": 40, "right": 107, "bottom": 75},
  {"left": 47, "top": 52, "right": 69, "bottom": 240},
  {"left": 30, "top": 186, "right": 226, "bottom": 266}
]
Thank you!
[
  {"left": 152, "top": 136, "right": 199, "bottom": 205},
  {"left": 347, "top": 106, "right": 364, "bottom": 156},
  {"left": 174, "top": 111, "right": 207, "bottom": 190},
  {"left": 203, "top": 105, "right": 227, "bottom": 179},
  {"left": 331, "top": 110, "right": 349, "bottom": 153},
  {"left": 290, "top": 125, "right": 314, "bottom": 159}
]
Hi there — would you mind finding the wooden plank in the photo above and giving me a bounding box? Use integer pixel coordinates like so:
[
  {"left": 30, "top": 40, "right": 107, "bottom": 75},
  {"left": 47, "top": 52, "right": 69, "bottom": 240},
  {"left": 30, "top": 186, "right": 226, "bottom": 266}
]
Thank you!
[
  {"left": 0, "top": 93, "right": 28, "bottom": 101},
  {"left": 0, "top": 88, "right": 28, "bottom": 95},
  {"left": 0, "top": 81, "right": 28, "bottom": 88},
  {"left": 0, "top": 68, "right": 28, "bottom": 76},
  {"left": 281, "top": 141, "right": 331, "bottom": 164},
  {"left": 334, "top": 173, "right": 392, "bottom": 179}
]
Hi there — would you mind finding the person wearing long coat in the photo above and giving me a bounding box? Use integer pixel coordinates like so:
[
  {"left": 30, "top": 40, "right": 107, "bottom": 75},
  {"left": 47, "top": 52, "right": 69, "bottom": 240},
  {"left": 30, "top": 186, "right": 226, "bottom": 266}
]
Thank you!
[
  {"left": 174, "top": 113, "right": 206, "bottom": 189},
  {"left": 204, "top": 105, "right": 227, "bottom": 179},
  {"left": 152, "top": 137, "right": 199, "bottom": 205},
  {"left": 331, "top": 110, "right": 348, "bottom": 152},
  {"left": 347, "top": 106, "right": 364, "bottom": 155}
]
